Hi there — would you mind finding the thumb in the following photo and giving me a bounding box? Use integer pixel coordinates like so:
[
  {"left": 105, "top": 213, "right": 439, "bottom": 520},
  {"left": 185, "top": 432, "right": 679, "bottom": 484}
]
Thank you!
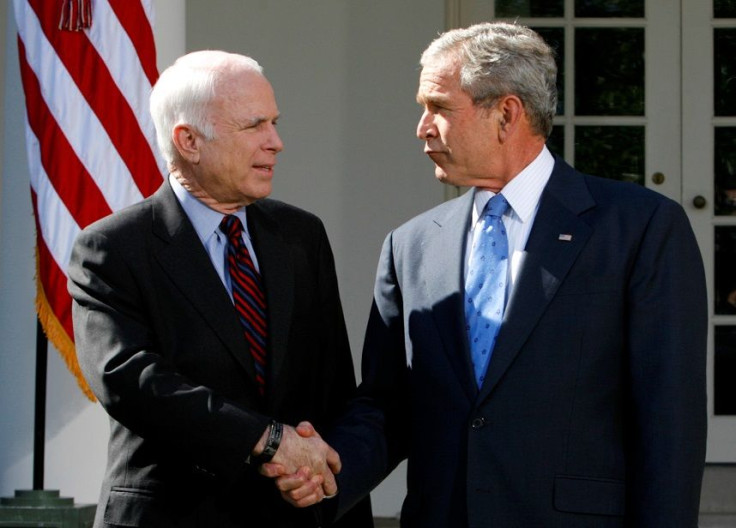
[{"left": 295, "top": 421, "right": 318, "bottom": 438}]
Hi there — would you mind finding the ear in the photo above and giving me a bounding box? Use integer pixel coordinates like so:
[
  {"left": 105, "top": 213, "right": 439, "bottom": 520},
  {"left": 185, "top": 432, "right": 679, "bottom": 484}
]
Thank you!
[
  {"left": 172, "top": 124, "right": 201, "bottom": 164},
  {"left": 495, "top": 95, "right": 525, "bottom": 142}
]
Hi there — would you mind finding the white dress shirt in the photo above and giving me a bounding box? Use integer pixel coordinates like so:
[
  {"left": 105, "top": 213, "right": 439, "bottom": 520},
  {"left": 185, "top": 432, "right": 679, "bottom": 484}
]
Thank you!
[
  {"left": 465, "top": 146, "right": 555, "bottom": 304},
  {"left": 169, "top": 175, "right": 260, "bottom": 300}
]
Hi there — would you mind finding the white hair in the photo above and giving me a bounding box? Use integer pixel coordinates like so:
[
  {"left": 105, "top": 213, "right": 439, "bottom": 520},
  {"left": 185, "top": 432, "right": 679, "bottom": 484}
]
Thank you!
[{"left": 149, "top": 50, "right": 263, "bottom": 164}]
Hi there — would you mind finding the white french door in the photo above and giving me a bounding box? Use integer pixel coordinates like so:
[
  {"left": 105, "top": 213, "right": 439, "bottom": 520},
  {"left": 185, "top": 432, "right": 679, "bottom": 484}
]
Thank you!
[{"left": 682, "top": 0, "right": 736, "bottom": 463}]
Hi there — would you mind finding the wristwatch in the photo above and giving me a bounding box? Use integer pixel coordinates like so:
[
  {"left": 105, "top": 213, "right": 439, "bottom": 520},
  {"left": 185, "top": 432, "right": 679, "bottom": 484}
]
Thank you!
[{"left": 252, "top": 420, "right": 283, "bottom": 465}]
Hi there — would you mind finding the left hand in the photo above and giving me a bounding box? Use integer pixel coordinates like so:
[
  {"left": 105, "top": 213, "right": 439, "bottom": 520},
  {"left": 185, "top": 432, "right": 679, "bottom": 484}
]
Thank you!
[{"left": 260, "top": 422, "right": 335, "bottom": 507}]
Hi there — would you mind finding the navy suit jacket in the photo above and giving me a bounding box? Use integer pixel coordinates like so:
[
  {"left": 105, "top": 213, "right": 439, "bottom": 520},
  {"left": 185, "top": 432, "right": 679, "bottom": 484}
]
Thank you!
[
  {"left": 69, "top": 182, "right": 372, "bottom": 528},
  {"left": 332, "top": 158, "right": 707, "bottom": 527}
]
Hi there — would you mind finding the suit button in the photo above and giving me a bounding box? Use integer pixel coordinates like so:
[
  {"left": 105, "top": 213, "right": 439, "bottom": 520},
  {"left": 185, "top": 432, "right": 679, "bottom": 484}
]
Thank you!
[{"left": 471, "top": 417, "right": 487, "bottom": 429}]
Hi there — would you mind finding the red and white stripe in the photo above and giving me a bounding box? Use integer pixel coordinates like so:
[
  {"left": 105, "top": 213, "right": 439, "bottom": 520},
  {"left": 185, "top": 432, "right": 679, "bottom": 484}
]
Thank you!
[{"left": 14, "top": 0, "right": 164, "bottom": 398}]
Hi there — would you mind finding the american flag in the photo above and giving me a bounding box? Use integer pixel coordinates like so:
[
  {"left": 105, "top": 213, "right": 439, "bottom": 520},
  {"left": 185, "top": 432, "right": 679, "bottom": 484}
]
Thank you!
[{"left": 14, "top": 0, "right": 164, "bottom": 399}]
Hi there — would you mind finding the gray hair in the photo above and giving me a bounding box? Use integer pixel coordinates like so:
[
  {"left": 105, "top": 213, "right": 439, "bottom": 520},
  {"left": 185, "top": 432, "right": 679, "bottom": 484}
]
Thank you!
[
  {"left": 149, "top": 50, "right": 263, "bottom": 164},
  {"left": 421, "top": 22, "right": 557, "bottom": 138}
]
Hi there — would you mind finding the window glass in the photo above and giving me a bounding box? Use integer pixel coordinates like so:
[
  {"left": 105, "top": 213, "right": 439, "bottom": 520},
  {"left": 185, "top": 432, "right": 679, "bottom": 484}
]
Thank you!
[
  {"left": 533, "top": 27, "right": 565, "bottom": 115},
  {"left": 496, "top": 0, "right": 563, "bottom": 17},
  {"left": 714, "top": 29, "right": 736, "bottom": 116},
  {"left": 575, "top": 126, "right": 644, "bottom": 184},
  {"left": 715, "top": 326, "right": 736, "bottom": 415},
  {"left": 714, "top": 0, "right": 736, "bottom": 18},
  {"left": 575, "top": 28, "right": 645, "bottom": 116},
  {"left": 715, "top": 227, "right": 736, "bottom": 315},
  {"left": 715, "top": 128, "right": 736, "bottom": 216},
  {"left": 547, "top": 125, "right": 565, "bottom": 158},
  {"left": 575, "top": 0, "right": 644, "bottom": 17}
]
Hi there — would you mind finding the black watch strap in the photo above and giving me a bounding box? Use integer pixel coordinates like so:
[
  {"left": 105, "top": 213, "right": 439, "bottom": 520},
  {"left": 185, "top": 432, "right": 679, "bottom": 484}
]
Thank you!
[{"left": 253, "top": 420, "right": 283, "bottom": 465}]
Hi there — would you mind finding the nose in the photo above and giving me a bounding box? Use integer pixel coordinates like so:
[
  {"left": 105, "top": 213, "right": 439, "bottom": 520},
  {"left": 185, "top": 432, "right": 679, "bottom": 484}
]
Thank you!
[
  {"left": 266, "top": 124, "right": 284, "bottom": 153},
  {"left": 416, "top": 109, "right": 436, "bottom": 140}
]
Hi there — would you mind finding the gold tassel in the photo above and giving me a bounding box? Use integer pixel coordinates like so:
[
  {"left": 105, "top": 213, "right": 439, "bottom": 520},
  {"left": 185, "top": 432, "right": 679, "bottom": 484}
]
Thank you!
[
  {"left": 35, "top": 251, "right": 96, "bottom": 402},
  {"left": 59, "top": 0, "right": 92, "bottom": 32}
]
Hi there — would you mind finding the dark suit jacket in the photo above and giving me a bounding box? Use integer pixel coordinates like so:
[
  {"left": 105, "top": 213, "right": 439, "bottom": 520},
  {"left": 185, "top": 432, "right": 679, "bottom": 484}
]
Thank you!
[
  {"left": 331, "top": 158, "right": 707, "bottom": 527},
  {"left": 68, "top": 182, "right": 373, "bottom": 528}
]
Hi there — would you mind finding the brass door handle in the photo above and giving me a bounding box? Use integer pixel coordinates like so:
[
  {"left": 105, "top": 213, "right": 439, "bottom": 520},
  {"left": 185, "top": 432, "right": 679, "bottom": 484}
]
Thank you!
[{"left": 692, "top": 195, "right": 707, "bottom": 209}]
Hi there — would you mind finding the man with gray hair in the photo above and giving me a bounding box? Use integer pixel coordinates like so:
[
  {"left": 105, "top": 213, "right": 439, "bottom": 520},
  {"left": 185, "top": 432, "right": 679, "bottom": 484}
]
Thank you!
[
  {"left": 68, "top": 50, "right": 372, "bottom": 528},
  {"left": 272, "top": 22, "right": 707, "bottom": 527}
]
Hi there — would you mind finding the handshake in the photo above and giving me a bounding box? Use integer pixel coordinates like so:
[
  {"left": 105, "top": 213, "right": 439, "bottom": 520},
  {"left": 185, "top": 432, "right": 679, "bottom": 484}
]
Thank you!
[{"left": 253, "top": 421, "right": 340, "bottom": 507}]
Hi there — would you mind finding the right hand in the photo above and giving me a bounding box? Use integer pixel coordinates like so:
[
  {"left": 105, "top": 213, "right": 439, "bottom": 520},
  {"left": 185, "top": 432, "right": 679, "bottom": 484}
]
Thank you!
[{"left": 259, "top": 422, "right": 336, "bottom": 507}]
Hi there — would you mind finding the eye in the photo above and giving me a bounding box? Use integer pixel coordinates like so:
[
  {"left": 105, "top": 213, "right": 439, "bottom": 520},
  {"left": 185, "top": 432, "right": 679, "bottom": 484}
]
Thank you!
[{"left": 426, "top": 101, "right": 447, "bottom": 114}]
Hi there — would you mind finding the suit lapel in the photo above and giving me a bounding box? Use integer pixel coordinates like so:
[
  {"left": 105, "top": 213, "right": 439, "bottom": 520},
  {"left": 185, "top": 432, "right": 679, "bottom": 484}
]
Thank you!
[
  {"left": 478, "top": 160, "right": 595, "bottom": 403},
  {"left": 426, "top": 190, "right": 478, "bottom": 402},
  {"left": 246, "top": 202, "right": 294, "bottom": 400},
  {"left": 150, "top": 183, "right": 259, "bottom": 383}
]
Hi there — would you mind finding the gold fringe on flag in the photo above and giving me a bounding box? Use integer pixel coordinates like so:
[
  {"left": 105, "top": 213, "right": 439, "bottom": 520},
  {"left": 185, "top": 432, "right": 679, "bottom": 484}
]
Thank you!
[
  {"left": 35, "top": 251, "right": 96, "bottom": 402},
  {"left": 59, "top": 0, "right": 92, "bottom": 32}
]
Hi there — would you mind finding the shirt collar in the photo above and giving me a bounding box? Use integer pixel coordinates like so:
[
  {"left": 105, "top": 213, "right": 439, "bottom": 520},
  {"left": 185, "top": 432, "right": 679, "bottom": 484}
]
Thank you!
[
  {"left": 472, "top": 146, "right": 555, "bottom": 224},
  {"left": 169, "top": 174, "right": 248, "bottom": 244}
]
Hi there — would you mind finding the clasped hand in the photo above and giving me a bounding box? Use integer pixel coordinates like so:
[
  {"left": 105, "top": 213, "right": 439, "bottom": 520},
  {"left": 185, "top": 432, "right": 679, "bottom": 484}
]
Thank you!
[{"left": 259, "top": 421, "right": 338, "bottom": 507}]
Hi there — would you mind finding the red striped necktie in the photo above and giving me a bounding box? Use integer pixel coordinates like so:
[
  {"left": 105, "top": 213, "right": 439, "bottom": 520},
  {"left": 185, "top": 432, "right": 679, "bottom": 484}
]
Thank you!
[{"left": 219, "top": 215, "right": 268, "bottom": 396}]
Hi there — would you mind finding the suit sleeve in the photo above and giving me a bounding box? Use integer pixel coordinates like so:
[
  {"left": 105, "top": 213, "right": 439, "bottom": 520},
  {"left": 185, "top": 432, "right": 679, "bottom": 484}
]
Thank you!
[
  {"left": 625, "top": 199, "right": 707, "bottom": 527},
  {"left": 311, "top": 220, "right": 376, "bottom": 527},
  {"left": 328, "top": 231, "right": 410, "bottom": 517},
  {"left": 313, "top": 220, "right": 360, "bottom": 422},
  {"left": 68, "top": 227, "right": 270, "bottom": 480}
]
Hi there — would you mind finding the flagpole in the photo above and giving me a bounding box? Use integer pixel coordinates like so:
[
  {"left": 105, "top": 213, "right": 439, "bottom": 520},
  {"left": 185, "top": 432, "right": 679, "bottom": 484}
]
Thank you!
[
  {"left": 33, "top": 319, "right": 47, "bottom": 490},
  {"left": 0, "top": 320, "right": 96, "bottom": 525}
]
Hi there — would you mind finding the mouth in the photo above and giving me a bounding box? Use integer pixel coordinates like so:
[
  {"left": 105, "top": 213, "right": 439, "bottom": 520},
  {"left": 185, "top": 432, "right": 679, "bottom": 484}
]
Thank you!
[
  {"left": 424, "top": 143, "right": 447, "bottom": 154},
  {"left": 424, "top": 150, "right": 447, "bottom": 164},
  {"left": 253, "top": 163, "right": 275, "bottom": 176}
]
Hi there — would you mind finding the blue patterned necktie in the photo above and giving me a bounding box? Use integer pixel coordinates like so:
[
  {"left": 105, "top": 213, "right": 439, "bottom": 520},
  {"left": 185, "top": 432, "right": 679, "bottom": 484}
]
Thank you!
[
  {"left": 465, "top": 194, "right": 510, "bottom": 387},
  {"left": 220, "top": 215, "right": 268, "bottom": 396}
]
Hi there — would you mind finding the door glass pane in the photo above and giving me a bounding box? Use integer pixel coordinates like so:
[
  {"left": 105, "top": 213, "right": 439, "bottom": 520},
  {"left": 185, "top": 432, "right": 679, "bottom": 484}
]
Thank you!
[
  {"left": 533, "top": 27, "right": 565, "bottom": 115},
  {"left": 714, "top": 29, "right": 736, "bottom": 116},
  {"left": 714, "top": 0, "right": 736, "bottom": 18},
  {"left": 575, "top": 28, "right": 645, "bottom": 116},
  {"left": 715, "top": 226, "right": 736, "bottom": 315},
  {"left": 715, "top": 326, "right": 736, "bottom": 415},
  {"left": 715, "top": 128, "right": 736, "bottom": 216},
  {"left": 496, "top": 0, "right": 563, "bottom": 17},
  {"left": 575, "top": 126, "right": 644, "bottom": 184},
  {"left": 575, "top": 0, "right": 644, "bottom": 18},
  {"left": 547, "top": 125, "right": 564, "bottom": 158}
]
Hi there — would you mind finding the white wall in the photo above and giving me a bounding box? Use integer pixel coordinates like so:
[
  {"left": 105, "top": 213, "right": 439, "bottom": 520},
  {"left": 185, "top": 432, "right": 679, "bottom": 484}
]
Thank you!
[
  {"left": 0, "top": 0, "right": 446, "bottom": 517},
  {"left": 0, "top": 0, "right": 6, "bottom": 178},
  {"left": 0, "top": 1, "right": 38, "bottom": 498}
]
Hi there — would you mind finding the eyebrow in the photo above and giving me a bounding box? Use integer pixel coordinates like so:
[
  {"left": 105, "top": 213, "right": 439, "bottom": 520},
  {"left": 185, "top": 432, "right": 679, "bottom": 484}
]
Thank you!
[
  {"left": 416, "top": 93, "right": 449, "bottom": 106},
  {"left": 243, "top": 114, "right": 281, "bottom": 127}
]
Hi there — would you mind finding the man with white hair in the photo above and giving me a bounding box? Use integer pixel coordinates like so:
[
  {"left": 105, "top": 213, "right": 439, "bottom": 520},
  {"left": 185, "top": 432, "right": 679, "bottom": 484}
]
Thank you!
[{"left": 68, "top": 50, "right": 372, "bottom": 528}]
